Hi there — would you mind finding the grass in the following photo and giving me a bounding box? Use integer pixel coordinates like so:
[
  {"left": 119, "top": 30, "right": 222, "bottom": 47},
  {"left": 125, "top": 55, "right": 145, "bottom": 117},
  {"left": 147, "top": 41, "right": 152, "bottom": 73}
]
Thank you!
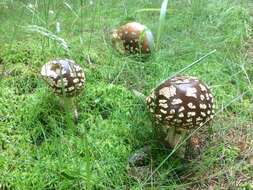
[{"left": 0, "top": 0, "right": 252, "bottom": 189}]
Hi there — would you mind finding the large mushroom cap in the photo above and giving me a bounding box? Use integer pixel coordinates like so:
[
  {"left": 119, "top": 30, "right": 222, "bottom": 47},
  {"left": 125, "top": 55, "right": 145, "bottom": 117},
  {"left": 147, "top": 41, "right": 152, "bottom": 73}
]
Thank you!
[
  {"left": 112, "top": 22, "right": 154, "bottom": 54},
  {"left": 41, "top": 59, "right": 85, "bottom": 97},
  {"left": 146, "top": 76, "right": 214, "bottom": 129}
]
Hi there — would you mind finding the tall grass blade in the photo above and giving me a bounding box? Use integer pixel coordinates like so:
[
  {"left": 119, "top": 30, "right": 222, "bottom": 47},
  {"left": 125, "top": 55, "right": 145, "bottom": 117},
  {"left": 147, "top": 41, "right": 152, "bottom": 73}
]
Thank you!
[
  {"left": 26, "top": 25, "right": 69, "bottom": 52},
  {"left": 157, "top": 0, "right": 169, "bottom": 49},
  {"left": 170, "top": 50, "right": 217, "bottom": 77},
  {"left": 157, "top": 49, "right": 217, "bottom": 86},
  {"left": 64, "top": 1, "right": 79, "bottom": 18}
]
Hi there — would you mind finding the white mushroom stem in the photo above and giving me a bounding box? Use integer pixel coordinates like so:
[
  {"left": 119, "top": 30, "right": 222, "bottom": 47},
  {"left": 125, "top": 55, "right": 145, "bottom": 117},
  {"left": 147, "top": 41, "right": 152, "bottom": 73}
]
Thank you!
[
  {"left": 164, "top": 126, "right": 188, "bottom": 158},
  {"left": 60, "top": 97, "right": 78, "bottom": 124},
  {"left": 70, "top": 98, "right": 78, "bottom": 124}
]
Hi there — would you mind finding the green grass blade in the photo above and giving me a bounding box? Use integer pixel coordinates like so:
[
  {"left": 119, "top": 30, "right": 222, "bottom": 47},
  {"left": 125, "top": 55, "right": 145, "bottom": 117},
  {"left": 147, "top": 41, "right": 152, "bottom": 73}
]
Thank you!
[
  {"left": 26, "top": 25, "right": 69, "bottom": 52},
  {"left": 157, "top": 0, "right": 169, "bottom": 49}
]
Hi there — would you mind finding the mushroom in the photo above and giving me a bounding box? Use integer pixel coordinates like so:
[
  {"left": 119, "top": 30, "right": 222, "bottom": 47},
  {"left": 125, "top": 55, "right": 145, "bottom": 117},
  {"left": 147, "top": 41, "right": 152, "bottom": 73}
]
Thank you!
[
  {"left": 146, "top": 75, "right": 214, "bottom": 158},
  {"left": 41, "top": 59, "right": 85, "bottom": 123},
  {"left": 112, "top": 22, "right": 154, "bottom": 54}
]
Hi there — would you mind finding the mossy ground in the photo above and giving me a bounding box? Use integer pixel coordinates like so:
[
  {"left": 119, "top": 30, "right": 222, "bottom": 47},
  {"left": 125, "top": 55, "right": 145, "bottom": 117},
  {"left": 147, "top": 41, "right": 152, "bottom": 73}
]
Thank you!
[{"left": 0, "top": 0, "right": 252, "bottom": 189}]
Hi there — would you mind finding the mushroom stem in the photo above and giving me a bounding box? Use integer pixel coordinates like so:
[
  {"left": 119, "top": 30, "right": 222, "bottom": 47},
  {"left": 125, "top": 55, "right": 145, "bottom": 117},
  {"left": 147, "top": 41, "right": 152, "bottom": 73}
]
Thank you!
[
  {"left": 69, "top": 97, "right": 78, "bottom": 124},
  {"left": 164, "top": 127, "right": 188, "bottom": 158},
  {"left": 164, "top": 126, "right": 176, "bottom": 148},
  {"left": 173, "top": 129, "right": 188, "bottom": 158},
  {"left": 60, "top": 97, "right": 79, "bottom": 125}
]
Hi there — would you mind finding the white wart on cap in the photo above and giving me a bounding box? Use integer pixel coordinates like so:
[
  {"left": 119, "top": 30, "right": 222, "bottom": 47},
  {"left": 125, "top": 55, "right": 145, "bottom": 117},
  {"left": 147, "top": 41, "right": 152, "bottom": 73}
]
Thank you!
[
  {"left": 41, "top": 59, "right": 85, "bottom": 97},
  {"left": 112, "top": 22, "right": 154, "bottom": 54},
  {"left": 146, "top": 76, "right": 214, "bottom": 129}
]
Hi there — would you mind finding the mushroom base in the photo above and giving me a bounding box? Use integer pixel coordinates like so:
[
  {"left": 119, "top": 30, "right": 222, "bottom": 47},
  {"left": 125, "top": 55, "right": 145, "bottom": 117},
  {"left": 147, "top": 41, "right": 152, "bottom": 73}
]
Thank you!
[
  {"left": 163, "top": 126, "right": 188, "bottom": 159},
  {"left": 161, "top": 126, "right": 205, "bottom": 160},
  {"left": 60, "top": 97, "right": 79, "bottom": 125}
]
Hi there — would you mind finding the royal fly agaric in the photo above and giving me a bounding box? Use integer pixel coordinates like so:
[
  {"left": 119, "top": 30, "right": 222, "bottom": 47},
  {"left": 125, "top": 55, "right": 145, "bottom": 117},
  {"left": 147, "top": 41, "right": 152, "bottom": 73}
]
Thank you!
[
  {"left": 146, "top": 76, "right": 214, "bottom": 158},
  {"left": 41, "top": 59, "right": 85, "bottom": 97},
  {"left": 112, "top": 22, "right": 154, "bottom": 54},
  {"left": 41, "top": 59, "right": 85, "bottom": 123}
]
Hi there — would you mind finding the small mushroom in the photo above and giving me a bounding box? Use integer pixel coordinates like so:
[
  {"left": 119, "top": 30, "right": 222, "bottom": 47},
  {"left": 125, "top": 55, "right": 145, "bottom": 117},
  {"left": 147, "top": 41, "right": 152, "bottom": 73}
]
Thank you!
[
  {"left": 41, "top": 59, "right": 85, "bottom": 123},
  {"left": 112, "top": 22, "right": 154, "bottom": 54},
  {"left": 146, "top": 76, "right": 214, "bottom": 158}
]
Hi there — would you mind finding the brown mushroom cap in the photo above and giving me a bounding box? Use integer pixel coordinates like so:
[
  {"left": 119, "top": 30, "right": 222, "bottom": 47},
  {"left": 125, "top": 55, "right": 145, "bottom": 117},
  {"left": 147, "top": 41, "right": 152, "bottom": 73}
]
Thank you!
[
  {"left": 41, "top": 59, "right": 85, "bottom": 97},
  {"left": 146, "top": 76, "right": 214, "bottom": 129},
  {"left": 112, "top": 22, "right": 154, "bottom": 54}
]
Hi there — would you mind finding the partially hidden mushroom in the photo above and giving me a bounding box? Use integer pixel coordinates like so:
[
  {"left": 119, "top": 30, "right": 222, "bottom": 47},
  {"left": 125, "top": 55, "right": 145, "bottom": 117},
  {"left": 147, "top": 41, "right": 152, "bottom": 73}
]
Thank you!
[
  {"left": 146, "top": 76, "right": 214, "bottom": 158},
  {"left": 112, "top": 22, "right": 154, "bottom": 54},
  {"left": 41, "top": 59, "right": 85, "bottom": 123}
]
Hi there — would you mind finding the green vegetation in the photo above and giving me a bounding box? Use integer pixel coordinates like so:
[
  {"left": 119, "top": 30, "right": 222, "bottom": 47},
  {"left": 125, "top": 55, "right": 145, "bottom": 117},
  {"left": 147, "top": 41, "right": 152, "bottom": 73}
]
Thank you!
[{"left": 0, "top": 0, "right": 252, "bottom": 189}]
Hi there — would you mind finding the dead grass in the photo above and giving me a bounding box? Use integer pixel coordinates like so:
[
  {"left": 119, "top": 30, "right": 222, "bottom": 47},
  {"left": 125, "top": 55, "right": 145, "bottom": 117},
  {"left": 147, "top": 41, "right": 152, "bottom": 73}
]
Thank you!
[{"left": 186, "top": 116, "right": 253, "bottom": 189}]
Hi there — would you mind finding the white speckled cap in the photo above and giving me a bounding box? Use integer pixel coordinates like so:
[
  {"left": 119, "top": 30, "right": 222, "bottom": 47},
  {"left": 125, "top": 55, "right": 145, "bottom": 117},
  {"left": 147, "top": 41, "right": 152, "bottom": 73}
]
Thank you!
[
  {"left": 41, "top": 59, "right": 85, "bottom": 97},
  {"left": 146, "top": 76, "right": 214, "bottom": 129}
]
